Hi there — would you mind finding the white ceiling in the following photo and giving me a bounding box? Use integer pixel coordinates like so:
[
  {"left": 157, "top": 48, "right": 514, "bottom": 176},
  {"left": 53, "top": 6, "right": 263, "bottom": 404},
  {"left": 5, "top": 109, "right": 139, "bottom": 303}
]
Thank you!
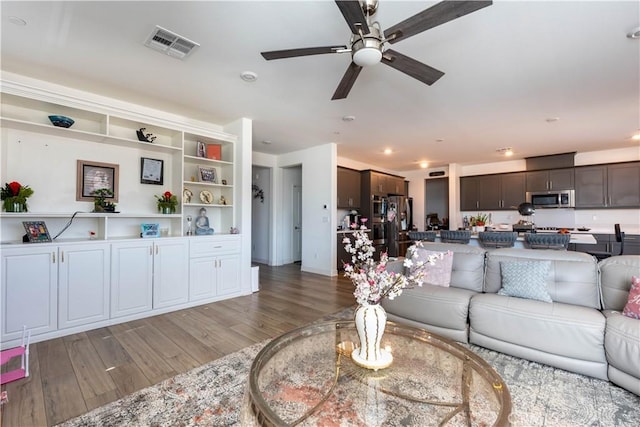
[{"left": 1, "top": 1, "right": 639, "bottom": 171}]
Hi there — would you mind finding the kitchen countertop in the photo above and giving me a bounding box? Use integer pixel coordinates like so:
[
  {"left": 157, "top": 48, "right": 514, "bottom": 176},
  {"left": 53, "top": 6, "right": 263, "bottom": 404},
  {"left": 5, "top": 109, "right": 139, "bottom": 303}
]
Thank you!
[{"left": 337, "top": 228, "right": 371, "bottom": 234}]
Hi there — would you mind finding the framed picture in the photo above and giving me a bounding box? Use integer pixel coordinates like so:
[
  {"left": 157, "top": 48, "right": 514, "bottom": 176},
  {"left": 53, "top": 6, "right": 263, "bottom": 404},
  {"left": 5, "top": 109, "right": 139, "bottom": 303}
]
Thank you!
[
  {"left": 196, "top": 141, "right": 206, "bottom": 158},
  {"left": 140, "top": 157, "right": 164, "bottom": 185},
  {"left": 141, "top": 223, "right": 160, "bottom": 238},
  {"left": 22, "top": 221, "right": 52, "bottom": 243},
  {"left": 76, "top": 160, "right": 119, "bottom": 202},
  {"left": 198, "top": 165, "right": 217, "bottom": 183}
]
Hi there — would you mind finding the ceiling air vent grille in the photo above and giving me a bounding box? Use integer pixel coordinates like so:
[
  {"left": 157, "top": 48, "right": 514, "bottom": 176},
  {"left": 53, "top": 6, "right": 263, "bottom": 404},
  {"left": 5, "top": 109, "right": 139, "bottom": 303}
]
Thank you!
[{"left": 144, "top": 25, "right": 199, "bottom": 60}]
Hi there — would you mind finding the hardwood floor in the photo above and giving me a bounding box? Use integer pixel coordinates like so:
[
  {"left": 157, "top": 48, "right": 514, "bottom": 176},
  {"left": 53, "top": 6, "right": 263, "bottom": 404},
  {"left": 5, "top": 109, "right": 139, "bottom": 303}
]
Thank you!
[{"left": 0, "top": 264, "right": 355, "bottom": 426}]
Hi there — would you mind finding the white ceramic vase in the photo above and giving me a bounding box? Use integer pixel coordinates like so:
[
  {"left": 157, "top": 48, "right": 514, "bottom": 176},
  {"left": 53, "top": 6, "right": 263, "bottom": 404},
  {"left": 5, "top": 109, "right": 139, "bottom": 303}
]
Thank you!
[{"left": 352, "top": 303, "right": 393, "bottom": 370}]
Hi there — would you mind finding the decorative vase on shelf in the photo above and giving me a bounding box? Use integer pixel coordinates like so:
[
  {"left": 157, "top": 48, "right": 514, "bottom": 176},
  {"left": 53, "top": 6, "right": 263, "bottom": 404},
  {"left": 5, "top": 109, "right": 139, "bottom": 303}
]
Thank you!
[
  {"left": 352, "top": 303, "right": 393, "bottom": 371},
  {"left": 4, "top": 200, "right": 26, "bottom": 212},
  {"left": 160, "top": 205, "right": 173, "bottom": 214}
]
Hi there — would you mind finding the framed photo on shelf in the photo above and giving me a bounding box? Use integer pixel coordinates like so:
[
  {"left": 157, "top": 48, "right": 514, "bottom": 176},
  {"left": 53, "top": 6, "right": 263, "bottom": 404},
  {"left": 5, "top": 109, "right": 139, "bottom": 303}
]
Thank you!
[
  {"left": 140, "top": 223, "right": 160, "bottom": 238},
  {"left": 76, "top": 160, "right": 119, "bottom": 202},
  {"left": 198, "top": 165, "right": 217, "bottom": 183},
  {"left": 22, "top": 221, "right": 52, "bottom": 243},
  {"left": 140, "top": 157, "right": 164, "bottom": 185},
  {"left": 196, "top": 141, "right": 207, "bottom": 158}
]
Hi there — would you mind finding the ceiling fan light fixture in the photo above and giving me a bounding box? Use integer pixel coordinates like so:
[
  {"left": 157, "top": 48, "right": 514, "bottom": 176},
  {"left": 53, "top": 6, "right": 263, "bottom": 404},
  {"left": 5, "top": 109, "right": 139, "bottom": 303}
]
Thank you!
[{"left": 353, "top": 47, "right": 382, "bottom": 66}]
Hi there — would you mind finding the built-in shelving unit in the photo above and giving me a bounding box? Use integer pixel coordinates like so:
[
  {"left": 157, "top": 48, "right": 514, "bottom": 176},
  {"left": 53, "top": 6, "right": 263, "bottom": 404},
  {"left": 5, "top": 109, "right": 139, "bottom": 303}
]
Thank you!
[{"left": 0, "top": 85, "right": 237, "bottom": 241}]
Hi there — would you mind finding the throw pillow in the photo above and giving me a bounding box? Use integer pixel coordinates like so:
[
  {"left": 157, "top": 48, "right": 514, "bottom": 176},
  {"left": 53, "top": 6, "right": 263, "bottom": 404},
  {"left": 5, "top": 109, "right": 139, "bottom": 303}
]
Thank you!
[
  {"left": 622, "top": 276, "right": 640, "bottom": 319},
  {"left": 410, "top": 249, "right": 453, "bottom": 287},
  {"left": 498, "top": 260, "right": 553, "bottom": 303}
]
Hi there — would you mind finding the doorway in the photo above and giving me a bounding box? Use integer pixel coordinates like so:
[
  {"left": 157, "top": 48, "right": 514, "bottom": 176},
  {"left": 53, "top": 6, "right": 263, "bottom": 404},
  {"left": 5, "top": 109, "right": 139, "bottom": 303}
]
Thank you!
[
  {"left": 425, "top": 177, "right": 449, "bottom": 230},
  {"left": 292, "top": 184, "right": 302, "bottom": 262}
]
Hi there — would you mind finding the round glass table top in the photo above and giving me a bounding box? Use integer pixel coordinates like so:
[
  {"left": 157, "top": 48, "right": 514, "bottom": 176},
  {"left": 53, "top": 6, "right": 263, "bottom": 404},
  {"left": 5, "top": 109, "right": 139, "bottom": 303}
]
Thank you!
[{"left": 241, "top": 321, "right": 511, "bottom": 426}]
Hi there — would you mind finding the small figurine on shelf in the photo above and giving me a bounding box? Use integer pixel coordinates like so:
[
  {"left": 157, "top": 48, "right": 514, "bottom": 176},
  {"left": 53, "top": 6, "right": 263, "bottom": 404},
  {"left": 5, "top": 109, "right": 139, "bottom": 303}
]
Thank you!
[
  {"left": 219, "top": 195, "right": 227, "bottom": 205},
  {"left": 183, "top": 188, "right": 193, "bottom": 204},
  {"left": 195, "top": 208, "right": 214, "bottom": 235},
  {"left": 186, "top": 215, "right": 193, "bottom": 236},
  {"left": 136, "top": 127, "right": 156, "bottom": 143},
  {"left": 230, "top": 227, "right": 239, "bottom": 234}
]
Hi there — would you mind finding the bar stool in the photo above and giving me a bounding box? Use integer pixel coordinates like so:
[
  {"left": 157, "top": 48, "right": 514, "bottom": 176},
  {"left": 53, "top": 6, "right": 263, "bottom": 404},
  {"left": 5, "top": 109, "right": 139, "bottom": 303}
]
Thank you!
[
  {"left": 440, "top": 230, "right": 471, "bottom": 244},
  {"left": 408, "top": 231, "right": 436, "bottom": 242},
  {"left": 586, "top": 224, "right": 625, "bottom": 260},
  {"left": 524, "top": 233, "right": 570, "bottom": 250},
  {"left": 478, "top": 231, "right": 517, "bottom": 249}
]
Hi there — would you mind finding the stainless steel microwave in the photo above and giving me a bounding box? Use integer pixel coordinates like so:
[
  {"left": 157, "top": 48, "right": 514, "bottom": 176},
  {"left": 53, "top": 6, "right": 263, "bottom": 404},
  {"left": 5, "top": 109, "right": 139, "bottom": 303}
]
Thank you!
[{"left": 526, "top": 190, "right": 575, "bottom": 208}]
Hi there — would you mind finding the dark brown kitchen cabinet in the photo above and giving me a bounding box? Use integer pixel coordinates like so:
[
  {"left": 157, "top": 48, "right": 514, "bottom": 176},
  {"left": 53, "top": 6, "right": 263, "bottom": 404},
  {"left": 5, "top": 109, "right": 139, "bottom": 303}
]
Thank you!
[
  {"left": 362, "top": 170, "right": 405, "bottom": 196},
  {"left": 575, "top": 162, "right": 640, "bottom": 208},
  {"left": 337, "top": 167, "right": 361, "bottom": 209},
  {"left": 526, "top": 168, "right": 574, "bottom": 192},
  {"left": 461, "top": 172, "right": 525, "bottom": 211}
]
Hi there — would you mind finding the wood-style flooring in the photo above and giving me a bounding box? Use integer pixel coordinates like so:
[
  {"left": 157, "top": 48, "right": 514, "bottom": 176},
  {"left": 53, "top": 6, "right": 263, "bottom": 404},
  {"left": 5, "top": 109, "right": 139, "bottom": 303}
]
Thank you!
[{"left": 0, "top": 264, "right": 355, "bottom": 426}]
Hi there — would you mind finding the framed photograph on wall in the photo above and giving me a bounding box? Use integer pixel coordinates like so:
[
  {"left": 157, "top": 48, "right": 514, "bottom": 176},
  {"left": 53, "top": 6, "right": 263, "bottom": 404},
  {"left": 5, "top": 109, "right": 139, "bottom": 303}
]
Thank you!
[
  {"left": 198, "top": 165, "right": 217, "bottom": 183},
  {"left": 22, "top": 221, "right": 52, "bottom": 243},
  {"left": 76, "top": 160, "right": 119, "bottom": 202},
  {"left": 196, "top": 141, "right": 206, "bottom": 158},
  {"left": 140, "top": 157, "right": 164, "bottom": 185}
]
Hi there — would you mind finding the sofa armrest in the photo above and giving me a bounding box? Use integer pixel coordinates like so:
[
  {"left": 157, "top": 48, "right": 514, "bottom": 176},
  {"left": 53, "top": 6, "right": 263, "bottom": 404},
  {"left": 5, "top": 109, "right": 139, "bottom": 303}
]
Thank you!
[{"left": 386, "top": 257, "right": 405, "bottom": 275}]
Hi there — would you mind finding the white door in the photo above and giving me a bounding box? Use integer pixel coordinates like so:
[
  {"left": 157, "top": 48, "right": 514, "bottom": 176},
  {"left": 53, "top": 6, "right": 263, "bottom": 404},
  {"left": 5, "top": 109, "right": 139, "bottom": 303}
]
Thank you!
[
  {"left": 153, "top": 239, "right": 189, "bottom": 308},
  {"left": 58, "top": 243, "right": 110, "bottom": 329},
  {"left": 111, "top": 241, "right": 153, "bottom": 318},
  {"left": 292, "top": 184, "right": 302, "bottom": 262}
]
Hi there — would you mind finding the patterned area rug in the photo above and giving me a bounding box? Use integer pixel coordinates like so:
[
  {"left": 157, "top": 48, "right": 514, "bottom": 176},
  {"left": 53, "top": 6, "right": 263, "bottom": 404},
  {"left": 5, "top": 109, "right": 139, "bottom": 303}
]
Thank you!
[{"left": 58, "top": 316, "right": 639, "bottom": 426}]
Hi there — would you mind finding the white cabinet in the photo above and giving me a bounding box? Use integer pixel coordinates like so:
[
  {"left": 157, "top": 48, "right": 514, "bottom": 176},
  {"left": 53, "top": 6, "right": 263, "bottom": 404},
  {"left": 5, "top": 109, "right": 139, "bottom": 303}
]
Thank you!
[
  {"left": 189, "top": 236, "right": 241, "bottom": 301},
  {"left": 110, "top": 241, "right": 154, "bottom": 318},
  {"left": 58, "top": 243, "right": 110, "bottom": 329},
  {"left": 1, "top": 246, "right": 57, "bottom": 341},
  {"left": 111, "top": 239, "right": 189, "bottom": 317},
  {"left": 153, "top": 239, "right": 189, "bottom": 309}
]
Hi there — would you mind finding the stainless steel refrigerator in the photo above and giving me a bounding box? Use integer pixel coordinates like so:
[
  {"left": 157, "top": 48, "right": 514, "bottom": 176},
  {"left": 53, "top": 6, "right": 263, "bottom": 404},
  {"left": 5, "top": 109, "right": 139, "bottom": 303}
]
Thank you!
[{"left": 386, "top": 196, "right": 413, "bottom": 257}]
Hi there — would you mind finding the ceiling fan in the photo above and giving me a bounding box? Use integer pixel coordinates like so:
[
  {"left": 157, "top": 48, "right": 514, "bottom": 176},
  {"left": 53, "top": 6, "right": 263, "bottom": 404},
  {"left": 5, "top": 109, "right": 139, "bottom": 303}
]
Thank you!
[{"left": 261, "top": 0, "right": 492, "bottom": 100}]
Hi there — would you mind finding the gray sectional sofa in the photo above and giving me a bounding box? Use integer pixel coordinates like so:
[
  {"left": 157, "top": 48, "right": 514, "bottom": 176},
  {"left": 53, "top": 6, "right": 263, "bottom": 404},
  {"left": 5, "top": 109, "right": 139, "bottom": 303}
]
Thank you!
[{"left": 382, "top": 243, "right": 640, "bottom": 395}]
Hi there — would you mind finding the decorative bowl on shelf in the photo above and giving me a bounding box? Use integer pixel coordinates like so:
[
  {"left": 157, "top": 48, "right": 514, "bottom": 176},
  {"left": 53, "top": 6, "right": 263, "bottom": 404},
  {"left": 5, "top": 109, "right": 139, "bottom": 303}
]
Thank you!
[{"left": 48, "top": 115, "right": 75, "bottom": 128}]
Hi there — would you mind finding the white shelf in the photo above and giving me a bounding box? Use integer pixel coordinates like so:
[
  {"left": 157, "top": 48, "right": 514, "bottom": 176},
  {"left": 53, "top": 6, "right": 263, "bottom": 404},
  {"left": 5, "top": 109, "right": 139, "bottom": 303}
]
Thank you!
[
  {"left": 184, "top": 203, "right": 233, "bottom": 208},
  {"left": 183, "top": 155, "right": 233, "bottom": 166}
]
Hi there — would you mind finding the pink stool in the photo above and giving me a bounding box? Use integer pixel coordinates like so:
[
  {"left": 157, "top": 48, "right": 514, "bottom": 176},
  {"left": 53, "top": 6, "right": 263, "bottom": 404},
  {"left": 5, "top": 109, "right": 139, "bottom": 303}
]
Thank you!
[{"left": 0, "top": 326, "right": 30, "bottom": 385}]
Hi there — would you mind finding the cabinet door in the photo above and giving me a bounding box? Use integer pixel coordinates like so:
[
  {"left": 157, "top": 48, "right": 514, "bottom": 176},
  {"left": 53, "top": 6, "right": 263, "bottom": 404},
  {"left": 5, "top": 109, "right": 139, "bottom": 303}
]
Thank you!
[
  {"left": 575, "top": 166, "right": 607, "bottom": 208},
  {"left": 153, "top": 240, "right": 189, "bottom": 309},
  {"left": 477, "top": 175, "right": 502, "bottom": 210},
  {"left": 337, "top": 167, "right": 350, "bottom": 208},
  {"left": 1, "top": 246, "right": 57, "bottom": 341},
  {"left": 549, "top": 168, "right": 574, "bottom": 190},
  {"left": 217, "top": 254, "right": 241, "bottom": 296},
  {"left": 337, "top": 167, "right": 361, "bottom": 208},
  {"left": 607, "top": 162, "right": 640, "bottom": 208},
  {"left": 189, "top": 257, "right": 217, "bottom": 301},
  {"left": 460, "top": 176, "right": 479, "bottom": 211},
  {"left": 111, "top": 241, "right": 153, "bottom": 318},
  {"left": 501, "top": 172, "right": 526, "bottom": 210},
  {"left": 525, "top": 170, "right": 549, "bottom": 192},
  {"left": 58, "top": 243, "right": 110, "bottom": 329}
]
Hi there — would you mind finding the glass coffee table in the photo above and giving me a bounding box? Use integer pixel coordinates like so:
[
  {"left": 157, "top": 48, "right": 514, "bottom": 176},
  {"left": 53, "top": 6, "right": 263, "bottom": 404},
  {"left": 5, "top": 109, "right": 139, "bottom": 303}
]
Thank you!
[{"left": 241, "top": 321, "right": 511, "bottom": 426}]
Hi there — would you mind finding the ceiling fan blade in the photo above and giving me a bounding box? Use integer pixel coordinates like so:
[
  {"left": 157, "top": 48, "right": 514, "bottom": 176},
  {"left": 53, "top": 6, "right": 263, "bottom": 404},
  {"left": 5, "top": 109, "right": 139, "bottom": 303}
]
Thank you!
[
  {"left": 332, "top": 62, "right": 363, "bottom": 100},
  {"left": 385, "top": 1, "right": 492, "bottom": 44},
  {"left": 261, "top": 45, "right": 347, "bottom": 60},
  {"left": 335, "top": 0, "right": 370, "bottom": 35},
  {"left": 381, "top": 49, "right": 444, "bottom": 86}
]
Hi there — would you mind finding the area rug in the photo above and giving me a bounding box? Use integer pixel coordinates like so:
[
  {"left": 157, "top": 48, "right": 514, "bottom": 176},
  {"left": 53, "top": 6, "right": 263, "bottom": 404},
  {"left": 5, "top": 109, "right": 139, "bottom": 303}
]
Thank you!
[{"left": 58, "top": 325, "right": 640, "bottom": 426}]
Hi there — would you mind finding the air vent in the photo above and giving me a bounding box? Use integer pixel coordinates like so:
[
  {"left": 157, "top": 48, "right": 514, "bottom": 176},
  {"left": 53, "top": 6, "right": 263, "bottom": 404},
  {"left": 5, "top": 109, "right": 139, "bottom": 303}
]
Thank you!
[{"left": 144, "top": 26, "right": 199, "bottom": 60}]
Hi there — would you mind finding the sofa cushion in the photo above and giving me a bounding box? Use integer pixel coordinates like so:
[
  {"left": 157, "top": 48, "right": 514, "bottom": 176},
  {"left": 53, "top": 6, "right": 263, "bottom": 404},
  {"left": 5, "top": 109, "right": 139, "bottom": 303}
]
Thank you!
[
  {"left": 600, "top": 256, "right": 640, "bottom": 311},
  {"left": 604, "top": 312, "right": 640, "bottom": 393},
  {"left": 622, "top": 276, "right": 640, "bottom": 319},
  {"left": 498, "top": 260, "right": 552, "bottom": 302},
  {"left": 410, "top": 249, "right": 453, "bottom": 287},
  {"left": 484, "top": 248, "right": 600, "bottom": 309},
  {"left": 408, "top": 243, "right": 486, "bottom": 292}
]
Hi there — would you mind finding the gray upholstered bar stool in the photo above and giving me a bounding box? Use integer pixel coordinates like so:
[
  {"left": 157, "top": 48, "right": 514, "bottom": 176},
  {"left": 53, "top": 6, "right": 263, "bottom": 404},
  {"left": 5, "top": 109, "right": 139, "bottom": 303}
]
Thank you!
[
  {"left": 408, "top": 231, "right": 437, "bottom": 242},
  {"left": 478, "top": 231, "right": 518, "bottom": 249},
  {"left": 440, "top": 230, "right": 471, "bottom": 244},
  {"left": 524, "top": 233, "right": 571, "bottom": 250}
]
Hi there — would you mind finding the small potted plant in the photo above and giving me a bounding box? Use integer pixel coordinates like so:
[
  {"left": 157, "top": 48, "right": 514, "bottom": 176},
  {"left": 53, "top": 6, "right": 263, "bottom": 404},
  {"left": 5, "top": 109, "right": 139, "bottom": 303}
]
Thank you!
[
  {"left": 92, "top": 188, "right": 116, "bottom": 212},
  {"left": 155, "top": 191, "right": 178, "bottom": 214},
  {"left": 473, "top": 213, "right": 489, "bottom": 232},
  {"left": 1, "top": 181, "right": 34, "bottom": 212}
]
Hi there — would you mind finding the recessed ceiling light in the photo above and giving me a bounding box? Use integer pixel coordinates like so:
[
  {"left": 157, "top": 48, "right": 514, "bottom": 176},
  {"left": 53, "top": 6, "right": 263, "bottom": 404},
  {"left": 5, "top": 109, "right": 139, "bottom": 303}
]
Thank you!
[
  {"left": 545, "top": 117, "right": 560, "bottom": 123},
  {"left": 261, "top": 140, "right": 272, "bottom": 145},
  {"left": 627, "top": 26, "right": 640, "bottom": 39},
  {"left": 342, "top": 115, "right": 356, "bottom": 122},
  {"left": 420, "top": 161, "right": 429, "bottom": 169},
  {"left": 435, "top": 138, "right": 444, "bottom": 142},
  {"left": 8, "top": 16, "right": 27, "bottom": 26},
  {"left": 496, "top": 147, "right": 513, "bottom": 156},
  {"left": 384, "top": 148, "right": 392, "bottom": 155},
  {"left": 240, "top": 71, "right": 258, "bottom": 82},
  {"left": 631, "top": 133, "right": 640, "bottom": 141}
]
